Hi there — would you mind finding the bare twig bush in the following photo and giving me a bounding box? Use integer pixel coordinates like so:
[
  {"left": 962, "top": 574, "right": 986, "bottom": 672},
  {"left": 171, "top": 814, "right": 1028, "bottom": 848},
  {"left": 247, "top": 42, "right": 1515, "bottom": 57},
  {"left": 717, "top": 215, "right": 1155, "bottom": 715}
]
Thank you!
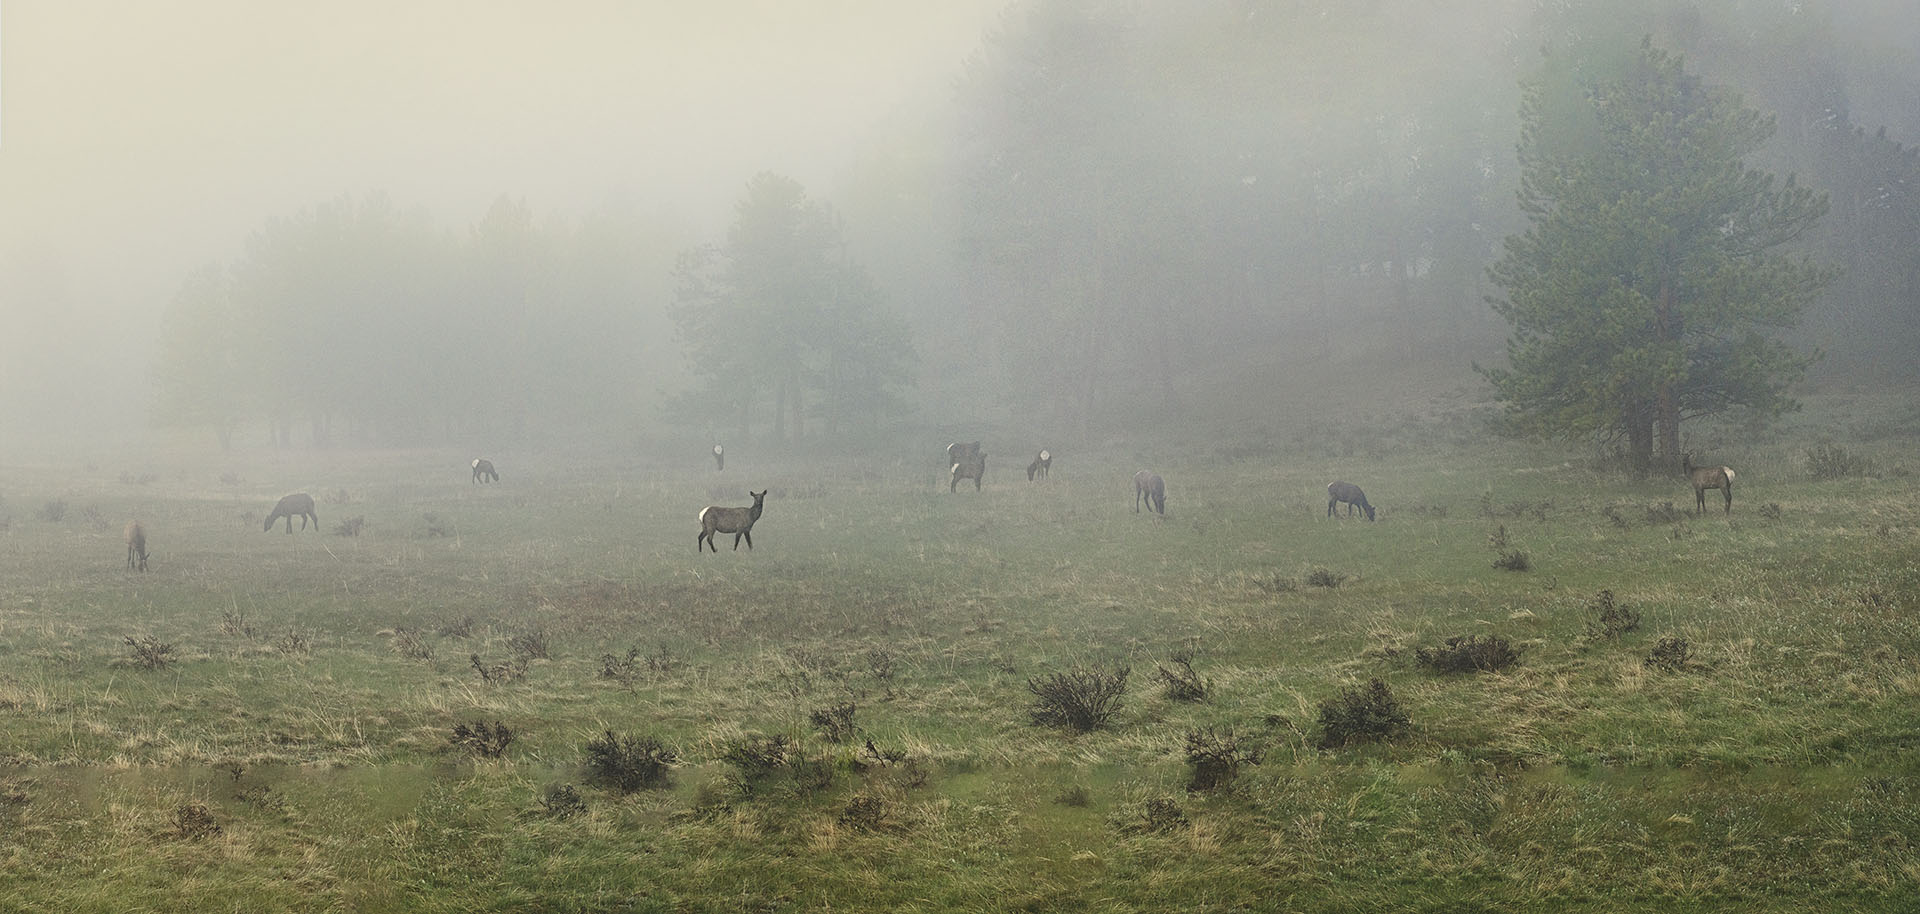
[
  {"left": 1415, "top": 635, "right": 1518, "bottom": 674},
  {"left": 449, "top": 719, "right": 515, "bottom": 758},
  {"left": 1758, "top": 502, "right": 1782, "bottom": 520},
  {"left": 220, "top": 610, "right": 259, "bottom": 640},
  {"left": 1118, "top": 796, "right": 1189, "bottom": 834},
  {"left": 391, "top": 627, "right": 433, "bottom": 661},
  {"left": 1805, "top": 443, "right": 1875, "bottom": 479},
  {"left": 1492, "top": 549, "right": 1532, "bottom": 572},
  {"left": 1315, "top": 678, "right": 1410, "bottom": 748},
  {"left": 1644, "top": 501, "right": 1680, "bottom": 525},
  {"left": 584, "top": 730, "right": 676, "bottom": 793},
  {"left": 470, "top": 653, "right": 528, "bottom": 684},
  {"left": 124, "top": 635, "right": 175, "bottom": 670},
  {"left": 1152, "top": 649, "right": 1210, "bottom": 702},
  {"left": 1184, "top": 726, "right": 1261, "bottom": 792},
  {"left": 809, "top": 701, "right": 858, "bottom": 744},
  {"left": 539, "top": 783, "right": 586, "bottom": 818},
  {"left": 1584, "top": 589, "right": 1640, "bottom": 642},
  {"left": 274, "top": 628, "right": 311, "bottom": 655},
  {"left": 1027, "top": 663, "right": 1130, "bottom": 732},
  {"left": 508, "top": 629, "right": 551, "bottom": 662},
  {"left": 332, "top": 516, "right": 364, "bottom": 537},
  {"left": 170, "top": 803, "right": 221, "bottom": 840},
  {"left": 719, "top": 733, "right": 797, "bottom": 796},
  {"left": 1645, "top": 637, "right": 1696, "bottom": 672},
  {"left": 437, "top": 616, "right": 474, "bottom": 638},
  {"left": 598, "top": 647, "right": 641, "bottom": 688}
]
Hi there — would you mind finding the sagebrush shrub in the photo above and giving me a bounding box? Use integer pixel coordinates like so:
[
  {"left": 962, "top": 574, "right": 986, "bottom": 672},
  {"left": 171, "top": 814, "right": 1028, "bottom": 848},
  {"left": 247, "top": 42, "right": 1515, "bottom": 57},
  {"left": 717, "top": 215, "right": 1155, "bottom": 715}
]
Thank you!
[
  {"left": 1316, "top": 678, "right": 1410, "bottom": 748},
  {"left": 124, "top": 635, "right": 175, "bottom": 670},
  {"left": 1585, "top": 589, "right": 1640, "bottom": 641},
  {"left": 584, "top": 730, "right": 676, "bottom": 792},
  {"left": 1153, "top": 650, "right": 1210, "bottom": 702},
  {"left": 1028, "top": 664, "right": 1130, "bottom": 732},
  {"left": 539, "top": 783, "right": 586, "bottom": 818},
  {"left": 1645, "top": 637, "right": 1696, "bottom": 672},
  {"left": 1415, "top": 635, "right": 1518, "bottom": 674},
  {"left": 450, "top": 719, "right": 515, "bottom": 758},
  {"left": 1184, "top": 726, "right": 1261, "bottom": 792},
  {"left": 810, "top": 702, "right": 858, "bottom": 744}
]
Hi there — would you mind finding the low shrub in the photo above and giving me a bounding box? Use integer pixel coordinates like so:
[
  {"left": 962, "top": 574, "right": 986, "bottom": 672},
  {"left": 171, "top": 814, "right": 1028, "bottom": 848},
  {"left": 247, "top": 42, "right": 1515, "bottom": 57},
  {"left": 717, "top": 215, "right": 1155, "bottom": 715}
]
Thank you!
[
  {"left": 171, "top": 804, "right": 221, "bottom": 840},
  {"left": 449, "top": 719, "right": 515, "bottom": 758},
  {"left": 332, "top": 516, "right": 364, "bottom": 537},
  {"left": 1645, "top": 637, "right": 1696, "bottom": 672},
  {"left": 810, "top": 702, "right": 858, "bottom": 744},
  {"left": 720, "top": 733, "right": 798, "bottom": 796},
  {"left": 1184, "top": 726, "right": 1261, "bottom": 792},
  {"left": 1415, "top": 635, "right": 1518, "bottom": 674},
  {"left": 1304, "top": 567, "right": 1346, "bottom": 588},
  {"left": 1316, "top": 678, "right": 1410, "bottom": 749},
  {"left": 124, "top": 635, "right": 175, "bottom": 670},
  {"left": 508, "top": 629, "right": 551, "bottom": 662},
  {"left": 1152, "top": 649, "right": 1210, "bottom": 702},
  {"left": 1806, "top": 443, "right": 1875, "bottom": 479},
  {"left": 391, "top": 627, "right": 433, "bottom": 661},
  {"left": 1584, "top": 589, "right": 1641, "bottom": 641},
  {"left": 1028, "top": 664, "right": 1130, "bottom": 732},
  {"left": 539, "top": 783, "right": 586, "bottom": 818},
  {"left": 1492, "top": 550, "right": 1532, "bottom": 572},
  {"left": 584, "top": 730, "right": 676, "bottom": 793}
]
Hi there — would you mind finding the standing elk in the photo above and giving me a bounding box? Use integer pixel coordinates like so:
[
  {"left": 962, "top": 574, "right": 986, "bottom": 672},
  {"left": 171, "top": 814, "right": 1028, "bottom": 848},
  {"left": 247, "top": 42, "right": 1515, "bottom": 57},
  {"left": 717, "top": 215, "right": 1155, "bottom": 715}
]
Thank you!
[
  {"left": 1134, "top": 470, "right": 1166, "bottom": 515},
  {"left": 264, "top": 493, "right": 318, "bottom": 533},
  {"left": 1027, "top": 449, "right": 1052, "bottom": 481},
  {"left": 1682, "top": 454, "right": 1735, "bottom": 515},
  {"left": 1327, "top": 481, "right": 1375, "bottom": 521},
  {"left": 125, "top": 520, "right": 149, "bottom": 571},
  {"left": 472, "top": 458, "right": 499, "bottom": 484},
  {"left": 713, "top": 444, "right": 725, "bottom": 471},
  {"left": 948, "top": 441, "right": 986, "bottom": 492},
  {"left": 698, "top": 489, "right": 768, "bottom": 552}
]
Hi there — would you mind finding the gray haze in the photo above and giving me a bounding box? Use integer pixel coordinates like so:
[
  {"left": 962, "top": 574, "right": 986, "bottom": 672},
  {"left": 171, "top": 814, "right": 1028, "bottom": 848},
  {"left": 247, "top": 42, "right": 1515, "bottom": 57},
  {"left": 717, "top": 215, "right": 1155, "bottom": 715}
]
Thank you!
[
  {"left": 0, "top": 1, "right": 1001, "bottom": 450},
  {"left": 4, "top": 1, "right": 1917, "bottom": 456}
]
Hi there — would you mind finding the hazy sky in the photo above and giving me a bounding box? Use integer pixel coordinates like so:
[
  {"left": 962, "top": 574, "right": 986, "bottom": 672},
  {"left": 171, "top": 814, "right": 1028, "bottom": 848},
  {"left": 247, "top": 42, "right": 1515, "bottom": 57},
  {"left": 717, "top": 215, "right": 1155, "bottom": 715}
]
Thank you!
[{"left": 1, "top": 0, "right": 1004, "bottom": 325}]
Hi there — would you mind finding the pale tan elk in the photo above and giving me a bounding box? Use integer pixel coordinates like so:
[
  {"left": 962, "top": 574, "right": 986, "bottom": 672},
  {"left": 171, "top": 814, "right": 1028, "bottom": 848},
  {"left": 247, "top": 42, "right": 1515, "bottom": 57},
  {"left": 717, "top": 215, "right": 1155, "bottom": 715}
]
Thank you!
[
  {"left": 125, "top": 520, "right": 149, "bottom": 571},
  {"left": 264, "top": 493, "right": 318, "bottom": 533},
  {"left": 1682, "top": 454, "right": 1735, "bottom": 515},
  {"left": 698, "top": 489, "right": 768, "bottom": 552}
]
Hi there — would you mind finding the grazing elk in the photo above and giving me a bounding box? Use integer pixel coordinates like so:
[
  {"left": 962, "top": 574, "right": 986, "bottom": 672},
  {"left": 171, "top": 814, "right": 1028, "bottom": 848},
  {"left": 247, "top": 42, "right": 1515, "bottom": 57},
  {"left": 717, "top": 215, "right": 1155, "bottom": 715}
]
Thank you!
[
  {"left": 264, "top": 493, "right": 318, "bottom": 533},
  {"left": 472, "top": 458, "right": 499, "bottom": 484},
  {"left": 1027, "top": 449, "right": 1052, "bottom": 481},
  {"left": 125, "top": 520, "right": 149, "bottom": 571},
  {"left": 713, "top": 444, "right": 725, "bottom": 471},
  {"left": 948, "top": 441, "right": 986, "bottom": 492},
  {"left": 698, "top": 489, "right": 768, "bottom": 552},
  {"left": 1134, "top": 470, "right": 1166, "bottom": 515},
  {"left": 1682, "top": 454, "right": 1735, "bottom": 515},
  {"left": 1327, "top": 481, "right": 1375, "bottom": 521}
]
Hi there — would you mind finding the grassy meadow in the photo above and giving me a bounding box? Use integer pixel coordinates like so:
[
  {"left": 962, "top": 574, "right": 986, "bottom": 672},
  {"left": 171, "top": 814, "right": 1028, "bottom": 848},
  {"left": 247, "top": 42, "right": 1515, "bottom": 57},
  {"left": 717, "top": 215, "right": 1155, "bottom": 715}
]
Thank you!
[{"left": 2, "top": 396, "right": 1918, "bottom": 912}]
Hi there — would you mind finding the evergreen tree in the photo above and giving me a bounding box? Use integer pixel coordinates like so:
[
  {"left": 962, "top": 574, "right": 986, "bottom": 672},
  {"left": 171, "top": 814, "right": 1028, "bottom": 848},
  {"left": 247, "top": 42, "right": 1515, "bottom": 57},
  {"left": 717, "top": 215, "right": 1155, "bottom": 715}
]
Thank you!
[{"left": 1482, "top": 39, "right": 1833, "bottom": 471}]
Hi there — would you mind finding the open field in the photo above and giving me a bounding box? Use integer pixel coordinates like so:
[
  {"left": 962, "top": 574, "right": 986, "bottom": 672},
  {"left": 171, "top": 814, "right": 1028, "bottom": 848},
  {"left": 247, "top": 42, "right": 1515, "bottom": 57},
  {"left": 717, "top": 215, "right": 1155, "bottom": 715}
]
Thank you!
[{"left": 3, "top": 405, "right": 1918, "bottom": 912}]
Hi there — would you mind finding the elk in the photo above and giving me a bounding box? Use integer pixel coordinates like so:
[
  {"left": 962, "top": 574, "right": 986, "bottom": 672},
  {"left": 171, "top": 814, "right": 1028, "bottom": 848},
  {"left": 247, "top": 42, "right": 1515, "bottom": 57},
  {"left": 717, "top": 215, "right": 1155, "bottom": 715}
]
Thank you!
[
  {"left": 1134, "top": 470, "right": 1166, "bottom": 515},
  {"left": 712, "top": 444, "right": 724, "bottom": 471},
  {"left": 1327, "top": 481, "right": 1375, "bottom": 521},
  {"left": 125, "top": 520, "right": 149, "bottom": 571},
  {"left": 698, "top": 489, "right": 768, "bottom": 552},
  {"left": 264, "top": 493, "right": 318, "bottom": 533},
  {"left": 1682, "top": 454, "right": 1735, "bottom": 515},
  {"left": 1027, "top": 449, "right": 1052, "bottom": 481},
  {"left": 472, "top": 458, "right": 499, "bottom": 484},
  {"left": 948, "top": 441, "right": 985, "bottom": 492}
]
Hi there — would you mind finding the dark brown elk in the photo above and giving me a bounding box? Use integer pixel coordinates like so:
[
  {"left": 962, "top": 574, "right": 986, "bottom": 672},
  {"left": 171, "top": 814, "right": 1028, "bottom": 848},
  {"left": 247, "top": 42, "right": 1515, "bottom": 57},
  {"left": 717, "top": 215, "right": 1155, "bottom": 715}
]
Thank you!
[
  {"left": 698, "top": 489, "right": 767, "bottom": 552},
  {"left": 125, "top": 520, "right": 149, "bottom": 571},
  {"left": 472, "top": 458, "right": 499, "bottom": 484},
  {"left": 948, "top": 441, "right": 985, "bottom": 492},
  {"left": 1027, "top": 449, "right": 1052, "bottom": 481},
  {"left": 1682, "top": 454, "right": 1735, "bottom": 515},
  {"left": 1327, "top": 481, "right": 1375, "bottom": 521},
  {"left": 264, "top": 493, "right": 318, "bottom": 533},
  {"left": 1134, "top": 470, "right": 1166, "bottom": 515}
]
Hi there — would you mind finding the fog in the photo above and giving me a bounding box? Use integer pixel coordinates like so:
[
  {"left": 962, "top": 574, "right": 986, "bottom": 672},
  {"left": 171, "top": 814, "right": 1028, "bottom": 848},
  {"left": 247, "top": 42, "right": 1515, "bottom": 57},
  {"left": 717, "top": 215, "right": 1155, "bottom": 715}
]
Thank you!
[
  {"left": 3, "top": 0, "right": 1917, "bottom": 457},
  {"left": 1, "top": 1, "right": 1001, "bottom": 450}
]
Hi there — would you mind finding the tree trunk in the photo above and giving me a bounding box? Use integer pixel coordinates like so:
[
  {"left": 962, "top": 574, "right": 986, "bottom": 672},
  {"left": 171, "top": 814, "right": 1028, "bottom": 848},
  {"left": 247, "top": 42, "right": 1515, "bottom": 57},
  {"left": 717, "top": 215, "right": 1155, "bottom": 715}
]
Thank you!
[{"left": 1628, "top": 418, "right": 1654, "bottom": 476}]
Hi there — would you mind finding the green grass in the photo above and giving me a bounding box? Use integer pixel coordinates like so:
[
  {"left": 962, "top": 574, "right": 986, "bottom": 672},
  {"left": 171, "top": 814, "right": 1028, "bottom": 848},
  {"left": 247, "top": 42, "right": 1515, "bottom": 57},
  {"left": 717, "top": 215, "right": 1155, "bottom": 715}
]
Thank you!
[{"left": 2, "top": 411, "right": 1918, "bottom": 912}]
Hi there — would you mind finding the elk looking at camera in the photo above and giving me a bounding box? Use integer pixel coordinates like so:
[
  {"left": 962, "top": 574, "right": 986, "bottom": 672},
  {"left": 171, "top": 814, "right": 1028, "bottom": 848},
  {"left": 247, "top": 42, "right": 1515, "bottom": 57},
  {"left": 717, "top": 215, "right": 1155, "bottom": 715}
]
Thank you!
[
  {"left": 125, "top": 520, "right": 149, "bottom": 571},
  {"left": 1327, "top": 481, "right": 1375, "bottom": 521},
  {"left": 1134, "top": 470, "right": 1166, "bottom": 515},
  {"left": 472, "top": 458, "right": 498, "bottom": 484},
  {"left": 1682, "top": 454, "right": 1735, "bottom": 515},
  {"left": 1027, "top": 449, "right": 1052, "bottom": 481},
  {"left": 697, "top": 489, "right": 768, "bottom": 552},
  {"left": 264, "top": 493, "right": 318, "bottom": 533}
]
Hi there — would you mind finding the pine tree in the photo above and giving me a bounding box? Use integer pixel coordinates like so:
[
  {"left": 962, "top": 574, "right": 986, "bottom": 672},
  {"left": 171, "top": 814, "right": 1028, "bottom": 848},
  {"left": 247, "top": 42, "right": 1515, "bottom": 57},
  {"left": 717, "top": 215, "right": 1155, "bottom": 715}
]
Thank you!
[{"left": 1481, "top": 39, "right": 1833, "bottom": 472}]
